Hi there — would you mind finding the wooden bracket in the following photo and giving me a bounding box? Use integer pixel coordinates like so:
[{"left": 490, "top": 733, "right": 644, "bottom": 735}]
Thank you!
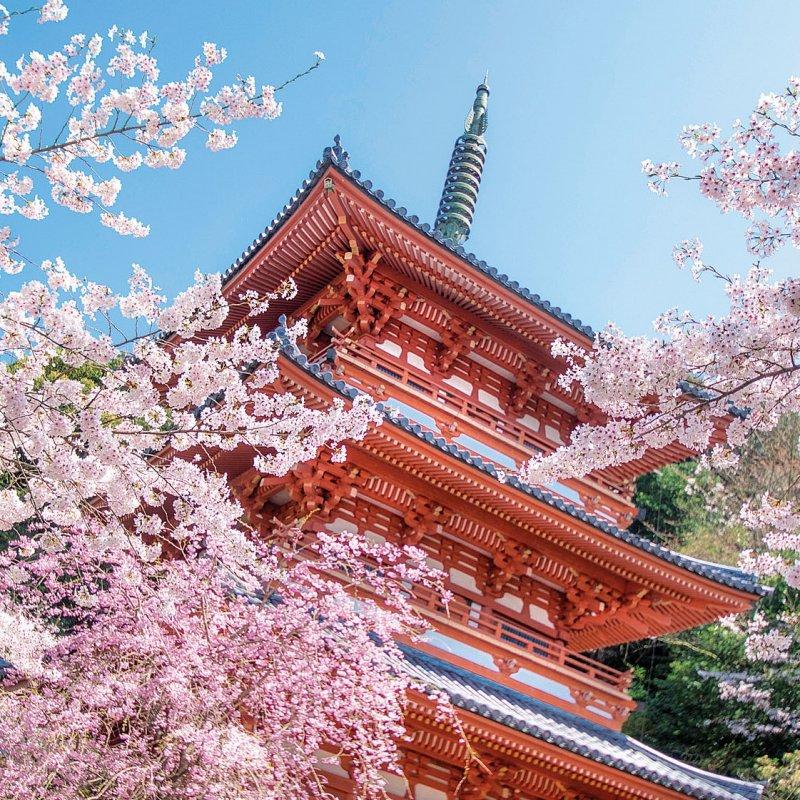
[
  {"left": 504, "top": 360, "right": 552, "bottom": 416},
  {"left": 432, "top": 316, "right": 483, "bottom": 374},
  {"left": 485, "top": 539, "right": 542, "bottom": 597},
  {"left": 560, "top": 573, "right": 652, "bottom": 633},
  {"left": 231, "top": 453, "right": 362, "bottom": 526},
  {"left": 401, "top": 494, "right": 451, "bottom": 546},
  {"left": 458, "top": 755, "right": 520, "bottom": 800},
  {"left": 289, "top": 450, "right": 361, "bottom": 520},
  {"left": 575, "top": 403, "right": 606, "bottom": 426},
  {"left": 230, "top": 468, "right": 287, "bottom": 526},
  {"left": 333, "top": 246, "right": 410, "bottom": 340}
]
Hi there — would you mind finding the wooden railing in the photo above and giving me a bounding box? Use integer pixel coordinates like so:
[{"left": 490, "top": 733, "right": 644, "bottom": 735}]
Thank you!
[
  {"left": 412, "top": 584, "right": 632, "bottom": 693},
  {"left": 315, "top": 338, "right": 634, "bottom": 524},
  {"left": 338, "top": 339, "right": 553, "bottom": 452},
  {"left": 291, "top": 523, "right": 633, "bottom": 725}
]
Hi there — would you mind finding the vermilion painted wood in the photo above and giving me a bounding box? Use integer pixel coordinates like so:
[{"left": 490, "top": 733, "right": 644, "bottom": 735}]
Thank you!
[{"left": 210, "top": 166, "right": 760, "bottom": 800}]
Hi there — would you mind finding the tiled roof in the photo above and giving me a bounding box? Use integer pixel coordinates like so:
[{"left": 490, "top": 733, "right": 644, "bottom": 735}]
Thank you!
[
  {"left": 401, "top": 646, "right": 764, "bottom": 800},
  {"left": 222, "top": 136, "right": 595, "bottom": 340},
  {"left": 272, "top": 325, "right": 766, "bottom": 598}
]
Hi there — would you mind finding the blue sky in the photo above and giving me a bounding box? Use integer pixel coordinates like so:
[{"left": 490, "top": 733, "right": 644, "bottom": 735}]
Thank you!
[{"left": 10, "top": 0, "right": 800, "bottom": 335}]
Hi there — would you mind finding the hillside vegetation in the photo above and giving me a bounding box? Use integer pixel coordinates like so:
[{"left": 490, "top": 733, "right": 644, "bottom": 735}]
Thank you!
[{"left": 601, "top": 417, "right": 800, "bottom": 796}]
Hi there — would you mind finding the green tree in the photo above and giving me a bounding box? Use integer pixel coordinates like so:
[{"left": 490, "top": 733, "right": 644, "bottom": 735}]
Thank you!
[{"left": 597, "top": 420, "right": 800, "bottom": 777}]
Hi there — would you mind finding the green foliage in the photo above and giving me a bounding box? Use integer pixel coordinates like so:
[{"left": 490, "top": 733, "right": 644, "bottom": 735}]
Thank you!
[
  {"left": 613, "top": 434, "right": 800, "bottom": 783},
  {"left": 629, "top": 461, "right": 706, "bottom": 547},
  {"left": 620, "top": 626, "right": 794, "bottom": 778},
  {"left": 8, "top": 352, "right": 113, "bottom": 389},
  {"left": 758, "top": 751, "right": 800, "bottom": 800}
]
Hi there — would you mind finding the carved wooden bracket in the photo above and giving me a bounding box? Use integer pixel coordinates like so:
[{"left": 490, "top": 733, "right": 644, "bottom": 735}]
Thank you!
[
  {"left": 560, "top": 573, "right": 652, "bottom": 633},
  {"left": 336, "top": 246, "right": 410, "bottom": 339},
  {"left": 458, "top": 756, "right": 520, "bottom": 800},
  {"left": 504, "top": 360, "right": 552, "bottom": 416},
  {"left": 305, "top": 284, "right": 348, "bottom": 344},
  {"left": 492, "top": 656, "right": 520, "bottom": 677},
  {"left": 401, "top": 494, "right": 451, "bottom": 546},
  {"left": 485, "top": 539, "right": 542, "bottom": 597},
  {"left": 574, "top": 403, "right": 606, "bottom": 426},
  {"left": 432, "top": 316, "right": 482, "bottom": 374},
  {"left": 288, "top": 450, "right": 361, "bottom": 520},
  {"left": 231, "top": 469, "right": 287, "bottom": 526},
  {"left": 573, "top": 689, "right": 632, "bottom": 723},
  {"left": 306, "top": 246, "right": 412, "bottom": 346}
]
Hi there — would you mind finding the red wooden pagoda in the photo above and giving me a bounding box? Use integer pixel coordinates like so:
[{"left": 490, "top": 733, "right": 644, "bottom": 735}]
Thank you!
[{"left": 213, "top": 81, "right": 766, "bottom": 800}]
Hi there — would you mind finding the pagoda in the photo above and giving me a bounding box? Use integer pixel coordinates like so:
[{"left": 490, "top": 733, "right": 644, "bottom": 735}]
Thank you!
[{"left": 212, "top": 80, "right": 766, "bottom": 800}]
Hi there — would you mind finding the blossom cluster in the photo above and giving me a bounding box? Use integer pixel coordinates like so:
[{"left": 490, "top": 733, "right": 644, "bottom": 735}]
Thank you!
[
  {"left": 0, "top": 8, "right": 441, "bottom": 799},
  {"left": 0, "top": 2, "right": 322, "bottom": 258},
  {"left": 0, "top": 256, "right": 450, "bottom": 798},
  {"left": 521, "top": 74, "right": 800, "bottom": 742},
  {"left": 672, "top": 237, "right": 705, "bottom": 281},
  {"left": 643, "top": 75, "right": 800, "bottom": 257}
]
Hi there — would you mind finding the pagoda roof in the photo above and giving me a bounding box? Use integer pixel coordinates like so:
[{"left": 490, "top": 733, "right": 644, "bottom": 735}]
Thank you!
[
  {"left": 221, "top": 136, "right": 595, "bottom": 341},
  {"left": 215, "top": 139, "right": 735, "bottom": 488},
  {"left": 273, "top": 323, "right": 766, "bottom": 599},
  {"left": 402, "top": 646, "right": 763, "bottom": 800}
]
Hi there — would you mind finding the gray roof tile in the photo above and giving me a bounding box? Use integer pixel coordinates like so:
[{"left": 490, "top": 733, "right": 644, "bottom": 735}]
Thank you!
[
  {"left": 222, "top": 137, "right": 595, "bottom": 339},
  {"left": 401, "top": 646, "right": 763, "bottom": 800},
  {"left": 272, "top": 324, "right": 766, "bottom": 597}
]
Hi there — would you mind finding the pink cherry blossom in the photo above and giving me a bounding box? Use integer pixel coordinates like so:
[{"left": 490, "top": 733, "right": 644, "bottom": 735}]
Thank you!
[
  {"left": 0, "top": 10, "right": 320, "bottom": 246},
  {"left": 0, "top": 257, "right": 447, "bottom": 798},
  {"left": 524, "top": 73, "right": 800, "bottom": 742},
  {"left": 206, "top": 127, "right": 237, "bottom": 151},
  {"left": 100, "top": 210, "right": 150, "bottom": 236},
  {"left": 38, "top": 0, "right": 68, "bottom": 24},
  {"left": 0, "top": 11, "right": 435, "bottom": 798}
]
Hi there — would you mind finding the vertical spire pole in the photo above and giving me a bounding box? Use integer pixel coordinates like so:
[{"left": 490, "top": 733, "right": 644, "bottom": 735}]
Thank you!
[{"left": 434, "top": 76, "right": 490, "bottom": 245}]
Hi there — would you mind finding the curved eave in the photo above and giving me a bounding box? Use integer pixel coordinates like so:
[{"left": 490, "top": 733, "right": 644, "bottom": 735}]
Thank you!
[
  {"left": 272, "top": 325, "right": 766, "bottom": 602},
  {"left": 211, "top": 143, "right": 734, "bottom": 493},
  {"left": 219, "top": 142, "right": 595, "bottom": 345},
  {"left": 404, "top": 646, "right": 764, "bottom": 800}
]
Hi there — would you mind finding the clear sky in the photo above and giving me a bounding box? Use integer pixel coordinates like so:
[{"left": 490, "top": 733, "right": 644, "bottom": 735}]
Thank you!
[{"left": 13, "top": 0, "right": 800, "bottom": 335}]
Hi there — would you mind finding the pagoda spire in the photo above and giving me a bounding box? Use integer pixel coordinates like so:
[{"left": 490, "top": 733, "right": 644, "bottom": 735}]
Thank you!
[{"left": 434, "top": 75, "right": 490, "bottom": 244}]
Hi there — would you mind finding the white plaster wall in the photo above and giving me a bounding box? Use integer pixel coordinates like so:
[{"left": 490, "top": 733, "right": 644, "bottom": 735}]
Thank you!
[
  {"left": 376, "top": 340, "right": 403, "bottom": 357},
  {"left": 443, "top": 374, "right": 472, "bottom": 395}
]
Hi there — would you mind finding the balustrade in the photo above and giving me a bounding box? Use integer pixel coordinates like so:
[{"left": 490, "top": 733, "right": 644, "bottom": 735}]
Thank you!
[
  {"left": 314, "top": 337, "right": 634, "bottom": 525},
  {"left": 411, "top": 583, "right": 631, "bottom": 694}
]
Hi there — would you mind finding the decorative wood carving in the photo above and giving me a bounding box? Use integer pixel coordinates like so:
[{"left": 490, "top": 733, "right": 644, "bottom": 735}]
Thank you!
[
  {"left": 485, "top": 539, "right": 543, "bottom": 597},
  {"left": 458, "top": 755, "right": 520, "bottom": 800},
  {"left": 401, "top": 494, "right": 451, "bottom": 546},
  {"left": 505, "top": 361, "right": 552, "bottom": 416},
  {"left": 433, "top": 316, "right": 483, "bottom": 374},
  {"left": 288, "top": 450, "right": 362, "bottom": 519},
  {"left": 560, "top": 574, "right": 652, "bottom": 633},
  {"left": 336, "top": 246, "right": 410, "bottom": 339},
  {"left": 572, "top": 689, "right": 631, "bottom": 723},
  {"left": 493, "top": 656, "right": 520, "bottom": 677},
  {"left": 305, "top": 283, "right": 348, "bottom": 344},
  {"left": 232, "top": 454, "right": 362, "bottom": 524},
  {"left": 231, "top": 468, "right": 284, "bottom": 525}
]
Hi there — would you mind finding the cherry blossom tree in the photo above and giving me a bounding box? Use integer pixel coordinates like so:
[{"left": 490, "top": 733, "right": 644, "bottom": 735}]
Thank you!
[
  {"left": 522, "top": 75, "right": 800, "bottom": 740},
  {"left": 0, "top": 5, "right": 450, "bottom": 798}
]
